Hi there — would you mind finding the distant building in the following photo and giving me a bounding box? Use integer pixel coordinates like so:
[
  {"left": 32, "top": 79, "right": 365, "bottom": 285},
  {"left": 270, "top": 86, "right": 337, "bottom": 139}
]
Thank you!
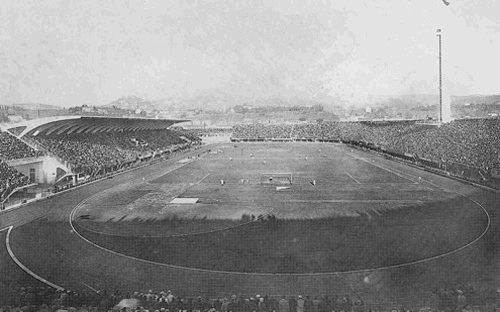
[{"left": 82, "top": 106, "right": 93, "bottom": 113}]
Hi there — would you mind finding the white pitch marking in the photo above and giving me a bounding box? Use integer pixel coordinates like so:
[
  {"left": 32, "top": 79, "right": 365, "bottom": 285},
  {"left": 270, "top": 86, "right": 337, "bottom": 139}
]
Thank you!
[
  {"left": 345, "top": 172, "right": 361, "bottom": 184},
  {"left": 371, "top": 208, "right": 382, "bottom": 216},
  {"left": 282, "top": 199, "right": 423, "bottom": 204},
  {"left": 347, "top": 152, "right": 437, "bottom": 191},
  {"left": 349, "top": 153, "right": 416, "bottom": 184},
  {"left": 80, "top": 281, "right": 99, "bottom": 293},
  {"left": 197, "top": 173, "right": 211, "bottom": 184},
  {"left": 2, "top": 226, "right": 65, "bottom": 291}
]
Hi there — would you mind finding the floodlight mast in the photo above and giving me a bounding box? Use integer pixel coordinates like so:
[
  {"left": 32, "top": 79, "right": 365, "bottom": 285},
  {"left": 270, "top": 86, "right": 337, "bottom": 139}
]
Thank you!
[{"left": 437, "top": 29, "right": 443, "bottom": 124}]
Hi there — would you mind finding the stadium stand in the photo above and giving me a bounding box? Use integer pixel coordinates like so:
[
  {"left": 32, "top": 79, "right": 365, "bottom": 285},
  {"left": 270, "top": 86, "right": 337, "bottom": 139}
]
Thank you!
[
  {"left": 0, "top": 131, "right": 38, "bottom": 200},
  {"left": 0, "top": 131, "right": 43, "bottom": 160},
  {"left": 231, "top": 119, "right": 500, "bottom": 184},
  {"left": 2, "top": 283, "right": 498, "bottom": 312},
  {"left": 0, "top": 161, "right": 31, "bottom": 200},
  {"left": 0, "top": 117, "right": 204, "bottom": 206},
  {"left": 170, "top": 127, "right": 233, "bottom": 137},
  {"left": 30, "top": 129, "right": 196, "bottom": 176},
  {"left": 169, "top": 127, "right": 206, "bottom": 141},
  {"left": 233, "top": 124, "right": 295, "bottom": 140}
]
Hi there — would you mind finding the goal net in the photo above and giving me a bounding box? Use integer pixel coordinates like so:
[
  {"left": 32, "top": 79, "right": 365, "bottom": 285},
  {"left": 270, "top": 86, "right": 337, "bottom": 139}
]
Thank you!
[{"left": 260, "top": 173, "right": 293, "bottom": 185}]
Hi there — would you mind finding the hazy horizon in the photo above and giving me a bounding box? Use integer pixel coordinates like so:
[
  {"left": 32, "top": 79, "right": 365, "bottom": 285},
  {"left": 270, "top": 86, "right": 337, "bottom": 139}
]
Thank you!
[{"left": 1, "top": 0, "right": 499, "bottom": 108}]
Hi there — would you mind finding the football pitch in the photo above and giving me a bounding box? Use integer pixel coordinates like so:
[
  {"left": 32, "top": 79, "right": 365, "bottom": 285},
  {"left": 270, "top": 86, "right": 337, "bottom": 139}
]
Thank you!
[
  {"left": 3, "top": 142, "right": 498, "bottom": 301},
  {"left": 72, "top": 142, "right": 487, "bottom": 274}
]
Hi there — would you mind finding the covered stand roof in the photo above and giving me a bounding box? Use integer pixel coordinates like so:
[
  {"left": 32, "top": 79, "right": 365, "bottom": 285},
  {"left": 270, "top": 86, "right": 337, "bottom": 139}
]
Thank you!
[{"left": 9, "top": 116, "right": 187, "bottom": 137}]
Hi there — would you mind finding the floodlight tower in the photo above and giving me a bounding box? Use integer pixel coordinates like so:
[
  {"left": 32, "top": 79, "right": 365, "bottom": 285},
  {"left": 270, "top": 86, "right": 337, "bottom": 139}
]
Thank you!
[
  {"left": 436, "top": 29, "right": 452, "bottom": 123},
  {"left": 437, "top": 28, "right": 443, "bottom": 124}
]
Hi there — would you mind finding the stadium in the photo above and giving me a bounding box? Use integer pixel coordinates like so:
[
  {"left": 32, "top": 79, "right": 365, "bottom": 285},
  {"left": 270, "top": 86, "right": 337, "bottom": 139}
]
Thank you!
[
  {"left": 2, "top": 0, "right": 500, "bottom": 311},
  {"left": 1, "top": 116, "right": 500, "bottom": 312}
]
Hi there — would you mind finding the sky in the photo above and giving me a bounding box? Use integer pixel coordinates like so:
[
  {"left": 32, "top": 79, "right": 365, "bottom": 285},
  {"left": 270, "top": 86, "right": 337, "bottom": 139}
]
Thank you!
[{"left": 0, "top": 0, "right": 499, "bottom": 108}]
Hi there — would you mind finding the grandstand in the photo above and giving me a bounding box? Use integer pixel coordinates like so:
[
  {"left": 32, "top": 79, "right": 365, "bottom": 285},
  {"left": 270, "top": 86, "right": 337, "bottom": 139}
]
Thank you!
[
  {"left": 0, "top": 131, "right": 39, "bottom": 204},
  {"left": 0, "top": 116, "right": 198, "bottom": 208},
  {"left": 232, "top": 119, "right": 500, "bottom": 186}
]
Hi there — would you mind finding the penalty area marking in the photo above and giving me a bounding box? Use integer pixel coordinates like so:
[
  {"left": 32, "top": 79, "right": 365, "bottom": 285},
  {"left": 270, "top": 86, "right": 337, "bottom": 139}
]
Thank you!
[
  {"left": 168, "top": 173, "right": 211, "bottom": 203},
  {"left": 70, "top": 192, "right": 275, "bottom": 239},
  {"left": 170, "top": 198, "right": 199, "bottom": 204},
  {"left": 347, "top": 152, "right": 435, "bottom": 191}
]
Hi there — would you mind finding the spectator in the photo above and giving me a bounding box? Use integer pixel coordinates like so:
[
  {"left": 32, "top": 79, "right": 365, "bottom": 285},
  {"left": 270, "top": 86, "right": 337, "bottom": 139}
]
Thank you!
[
  {"left": 289, "top": 297, "right": 297, "bottom": 312},
  {"left": 303, "top": 296, "right": 313, "bottom": 312},
  {"left": 278, "top": 296, "right": 289, "bottom": 312},
  {"left": 296, "top": 296, "right": 305, "bottom": 312},
  {"left": 457, "top": 290, "right": 467, "bottom": 311},
  {"left": 258, "top": 298, "right": 268, "bottom": 312}
]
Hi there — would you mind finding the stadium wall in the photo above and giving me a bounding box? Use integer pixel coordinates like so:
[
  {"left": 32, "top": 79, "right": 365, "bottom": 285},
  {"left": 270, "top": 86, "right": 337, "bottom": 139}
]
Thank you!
[{"left": 7, "top": 156, "right": 69, "bottom": 185}]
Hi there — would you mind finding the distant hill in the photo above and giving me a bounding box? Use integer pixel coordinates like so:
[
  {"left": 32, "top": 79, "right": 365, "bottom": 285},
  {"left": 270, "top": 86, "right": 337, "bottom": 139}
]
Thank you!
[
  {"left": 451, "top": 95, "right": 500, "bottom": 106},
  {"left": 104, "top": 92, "right": 338, "bottom": 112},
  {"left": 372, "top": 94, "right": 500, "bottom": 108},
  {"left": 11, "top": 103, "right": 62, "bottom": 110},
  {"left": 370, "top": 94, "right": 438, "bottom": 108},
  {"left": 103, "top": 93, "right": 500, "bottom": 116},
  {"left": 104, "top": 95, "right": 171, "bottom": 111}
]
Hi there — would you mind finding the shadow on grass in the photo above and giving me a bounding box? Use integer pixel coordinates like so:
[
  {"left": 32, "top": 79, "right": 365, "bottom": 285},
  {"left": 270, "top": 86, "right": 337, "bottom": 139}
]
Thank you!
[{"left": 67, "top": 197, "right": 488, "bottom": 274}]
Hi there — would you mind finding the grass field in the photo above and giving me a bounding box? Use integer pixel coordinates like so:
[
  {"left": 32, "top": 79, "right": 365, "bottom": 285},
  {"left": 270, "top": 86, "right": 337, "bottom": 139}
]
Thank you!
[
  {"left": 3, "top": 142, "right": 499, "bottom": 300},
  {"left": 57, "top": 143, "right": 487, "bottom": 274}
]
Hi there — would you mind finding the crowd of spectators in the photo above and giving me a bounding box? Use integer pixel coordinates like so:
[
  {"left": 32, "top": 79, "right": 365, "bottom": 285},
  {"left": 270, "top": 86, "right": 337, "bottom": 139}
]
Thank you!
[
  {"left": 3, "top": 284, "right": 500, "bottom": 312},
  {"left": 232, "top": 119, "right": 500, "bottom": 176},
  {"left": 170, "top": 127, "right": 233, "bottom": 138},
  {"left": 0, "top": 161, "right": 30, "bottom": 200},
  {"left": 0, "top": 131, "right": 36, "bottom": 200},
  {"left": 0, "top": 131, "right": 43, "bottom": 161},
  {"left": 169, "top": 127, "right": 205, "bottom": 141},
  {"left": 232, "top": 125, "right": 294, "bottom": 140},
  {"left": 0, "top": 128, "right": 199, "bottom": 201},
  {"left": 31, "top": 129, "right": 195, "bottom": 175}
]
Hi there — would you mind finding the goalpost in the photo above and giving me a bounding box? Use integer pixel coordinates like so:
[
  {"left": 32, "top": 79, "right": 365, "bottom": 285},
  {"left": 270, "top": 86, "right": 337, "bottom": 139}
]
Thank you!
[{"left": 260, "top": 173, "right": 293, "bottom": 185}]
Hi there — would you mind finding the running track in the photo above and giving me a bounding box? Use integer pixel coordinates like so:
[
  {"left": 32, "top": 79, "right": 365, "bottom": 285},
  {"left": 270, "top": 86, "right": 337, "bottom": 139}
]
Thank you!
[{"left": 1, "top": 144, "right": 500, "bottom": 302}]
